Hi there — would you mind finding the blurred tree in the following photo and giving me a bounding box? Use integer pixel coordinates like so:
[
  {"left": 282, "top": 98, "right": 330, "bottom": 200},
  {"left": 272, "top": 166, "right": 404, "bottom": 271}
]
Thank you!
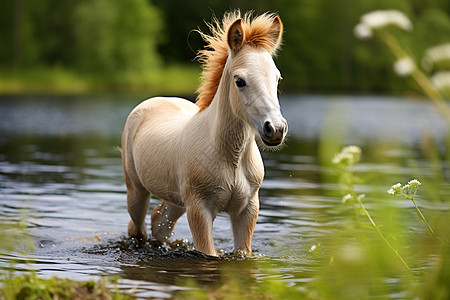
[
  {"left": 27, "top": 0, "right": 77, "bottom": 67},
  {"left": 0, "top": 0, "right": 39, "bottom": 67},
  {"left": 152, "top": 0, "right": 278, "bottom": 64},
  {"left": 0, "top": 0, "right": 161, "bottom": 75},
  {"left": 1, "top": 0, "right": 450, "bottom": 93},
  {"left": 73, "top": 0, "right": 161, "bottom": 74},
  {"left": 13, "top": 0, "right": 23, "bottom": 66},
  {"left": 415, "top": 9, "right": 450, "bottom": 54}
]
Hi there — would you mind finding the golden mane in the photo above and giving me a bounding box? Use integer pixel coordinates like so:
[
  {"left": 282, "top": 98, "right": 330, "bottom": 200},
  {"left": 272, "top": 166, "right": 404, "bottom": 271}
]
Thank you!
[{"left": 195, "top": 11, "right": 283, "bottom": 111}]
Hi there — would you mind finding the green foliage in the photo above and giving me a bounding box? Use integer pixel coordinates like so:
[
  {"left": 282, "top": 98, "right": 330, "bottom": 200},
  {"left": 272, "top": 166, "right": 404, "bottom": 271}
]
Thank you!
[
  {"left": 1, "top": 0, "right": 450, "bottom": 93},
  {"left": 73, "top": 0, "right": 161, "bottom": 75},
  {"left": 0, "top": 0, "right": 161, "bottom": 82},
  {"left": 177, "top": 268, "right": 305, "bottom": 300},
  {"left": 420, "top": 246, "right": 450, "bottom": 300},
  {"left": 332, "top": 146, "right": 413, "bottom": 273},
  {"left": 0, "top": 273, "right": 134, "bottom": 300},
  {"left": 414, "top": 9, "right": 450, "bottom": 55},
  {"left": 151, "top": 0, "right": 450, "bottom": 93},
  {"left": 0, "top": 64, "right": 200, "bottom": 94},
  {"left": 0, "top": 219, "right": 134, "bottom": 300}
]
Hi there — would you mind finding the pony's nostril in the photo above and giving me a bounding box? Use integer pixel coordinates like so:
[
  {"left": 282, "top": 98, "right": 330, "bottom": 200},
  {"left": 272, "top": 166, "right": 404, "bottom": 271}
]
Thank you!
[{"left": 263, "top": 121, "right": 274, "bottom": 138}]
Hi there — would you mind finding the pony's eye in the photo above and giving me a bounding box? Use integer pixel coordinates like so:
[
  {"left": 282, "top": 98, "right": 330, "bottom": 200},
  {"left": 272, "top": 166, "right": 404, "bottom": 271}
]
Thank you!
[{"left": 235, "top": 77, "right": 247, "bottom": 88}]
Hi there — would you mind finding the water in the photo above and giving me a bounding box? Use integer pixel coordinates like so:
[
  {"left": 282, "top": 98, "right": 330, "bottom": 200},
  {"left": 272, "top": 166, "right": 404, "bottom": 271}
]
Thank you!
[{"left": 0, "top": 94, "right": 449, "bottom": 298}]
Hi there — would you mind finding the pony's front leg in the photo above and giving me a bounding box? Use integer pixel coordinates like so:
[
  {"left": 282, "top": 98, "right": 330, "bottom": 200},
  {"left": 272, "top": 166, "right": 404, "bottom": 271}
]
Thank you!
[
  {"left": 230, "top": 195, "right": 260, "bottom": 256},
  {"left": 186, "top": 202, "right": 217, "bottom": 256}
]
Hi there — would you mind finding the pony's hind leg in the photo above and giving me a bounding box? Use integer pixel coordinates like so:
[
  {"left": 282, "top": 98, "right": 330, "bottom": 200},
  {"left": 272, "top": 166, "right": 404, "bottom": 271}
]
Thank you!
[
  {"left": 125, "top": 172, "right": 151, "bottom": 241},
  {"left": 151, "top": 201, "right": 185, "bottom": 243}
]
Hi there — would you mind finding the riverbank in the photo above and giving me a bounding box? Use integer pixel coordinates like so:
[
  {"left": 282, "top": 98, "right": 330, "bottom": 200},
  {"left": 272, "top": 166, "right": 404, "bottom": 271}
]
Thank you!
[{"left": 0, "top": 65, "right": 200, "bottom": 95}]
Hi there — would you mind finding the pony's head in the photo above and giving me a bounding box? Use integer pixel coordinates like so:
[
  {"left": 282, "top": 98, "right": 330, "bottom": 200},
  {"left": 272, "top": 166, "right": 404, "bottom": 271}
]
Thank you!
[{"left": 196, "top": 11, "right": 288, "bottom": 147}]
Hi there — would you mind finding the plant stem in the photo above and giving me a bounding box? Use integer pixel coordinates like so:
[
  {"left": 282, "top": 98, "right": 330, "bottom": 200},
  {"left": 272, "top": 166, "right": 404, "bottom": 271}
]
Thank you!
[
  {"left": 410, "top": 70, "right": 450, "bottom": 119},
  {"left": 378, "top": 31, "right": 450, "bottom": 119},
  {"left": 356, "top": 197, "right": 413, "bottom": 273},
  {"left": 409, "top": 196, "right": 435, "bottom": 236}
]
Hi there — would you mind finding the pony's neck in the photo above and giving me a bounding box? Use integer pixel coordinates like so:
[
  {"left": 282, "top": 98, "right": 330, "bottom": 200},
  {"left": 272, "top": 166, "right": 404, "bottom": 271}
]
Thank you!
[{"left": 206, "top": 69, "right": 253, "bottom": 165}]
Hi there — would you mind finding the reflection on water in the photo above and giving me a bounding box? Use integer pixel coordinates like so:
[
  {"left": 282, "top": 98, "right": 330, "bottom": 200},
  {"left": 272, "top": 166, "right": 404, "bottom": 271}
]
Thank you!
[{"left": 0, "top": 95, "right": 448, "bottom": 298}]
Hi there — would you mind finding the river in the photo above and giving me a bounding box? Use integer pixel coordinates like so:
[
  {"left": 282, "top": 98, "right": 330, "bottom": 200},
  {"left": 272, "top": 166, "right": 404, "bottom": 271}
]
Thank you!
[{"left": 0, "top": 94, "right": 448, "bottom": 298}]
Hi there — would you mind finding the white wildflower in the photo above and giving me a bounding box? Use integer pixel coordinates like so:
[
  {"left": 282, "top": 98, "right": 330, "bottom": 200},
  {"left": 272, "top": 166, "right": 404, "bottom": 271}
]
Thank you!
[
  {"left": 407, "top": 179, "right": 421, "bottom": 188},
  {"left": 430, "top": 71, "right": 450, "bottom": 92},
  {"left": 403, "top": 179, "right": 422, "bottom": 196},
  {"left": 354, "top": 23, "right": 373, "bottom": 39},
  {"left": 360, "top": 10, "right": 413, "bottom": 31},
  {"left": 332, "top": 152, "right": 351, "bottom": 165},
  {"left": 422, "top": 43, "right": 450, "bottom": 71},
  {"left": 393, "top": 57, "right": 416, "bottom": 77},
  {"left": 344, "top": 145, "right": 362, "bottom": 156},
  {"left": 387, "top": 183, "right": 402, "bottom": 195},
  {"left": 357, "top": 194, "right": 366, "bottom": 202},
  {"left": 342, "top": 194, "right": 353, "bottom": 203},
  {"left": 332, "top": 145, "right": 362, "bottom": 166}
]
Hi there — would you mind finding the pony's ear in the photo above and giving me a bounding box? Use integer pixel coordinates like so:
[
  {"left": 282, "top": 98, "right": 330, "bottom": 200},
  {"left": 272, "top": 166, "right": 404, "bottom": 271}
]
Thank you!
[
  {"left": 270, "top": 16, "right": 283, "bottom": 50},
  {"left": 227, "top": 18, "right": 245, "bottom": 53}
]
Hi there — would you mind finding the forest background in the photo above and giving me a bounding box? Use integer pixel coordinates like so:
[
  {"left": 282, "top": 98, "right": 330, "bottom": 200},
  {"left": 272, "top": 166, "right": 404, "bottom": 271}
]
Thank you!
[{"left": 1, "top": 0, "right": 450, "bottom": 95}]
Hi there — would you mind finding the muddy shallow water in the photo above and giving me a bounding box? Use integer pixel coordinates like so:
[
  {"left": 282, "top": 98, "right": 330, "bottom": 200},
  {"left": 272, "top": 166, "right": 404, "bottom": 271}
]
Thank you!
[{"left": 0, "top": 94, "right": 448, "bottom": 298}]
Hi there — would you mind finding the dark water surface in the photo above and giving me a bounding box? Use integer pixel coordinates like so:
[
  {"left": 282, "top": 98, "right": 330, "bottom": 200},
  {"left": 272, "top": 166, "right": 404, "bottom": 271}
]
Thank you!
[{"left": 0, "top": 95, "right": 448, "bottom": 298}]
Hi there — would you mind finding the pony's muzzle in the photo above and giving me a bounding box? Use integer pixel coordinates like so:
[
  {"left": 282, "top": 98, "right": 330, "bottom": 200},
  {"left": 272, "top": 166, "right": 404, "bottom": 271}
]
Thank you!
[{"left": 261, "top": 119, "right": 287, "bottom": 146}]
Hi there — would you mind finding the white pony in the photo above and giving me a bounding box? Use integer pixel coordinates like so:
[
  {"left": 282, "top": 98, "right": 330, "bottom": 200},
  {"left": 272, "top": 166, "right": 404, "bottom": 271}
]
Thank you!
[{"left": 121, "top": 11, "right": 287, "bottom": 256}]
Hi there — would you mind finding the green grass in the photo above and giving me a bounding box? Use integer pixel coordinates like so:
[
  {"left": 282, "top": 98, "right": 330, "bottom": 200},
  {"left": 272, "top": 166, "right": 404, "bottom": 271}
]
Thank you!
[
  {"left": 0, "top": 64, "right": 200, "bottom": 95},
  {"left": 0, "top": 272, "right": 134, "bottom": 300},
  {"left": 0, "top": 220, "right": 135, "bottom": 300}
]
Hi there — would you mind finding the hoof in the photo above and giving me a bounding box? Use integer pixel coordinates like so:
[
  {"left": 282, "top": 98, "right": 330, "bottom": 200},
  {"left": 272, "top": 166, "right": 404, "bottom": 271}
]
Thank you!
[{"left": 128, "top": 220, "right": 147, "bottom": 241}]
